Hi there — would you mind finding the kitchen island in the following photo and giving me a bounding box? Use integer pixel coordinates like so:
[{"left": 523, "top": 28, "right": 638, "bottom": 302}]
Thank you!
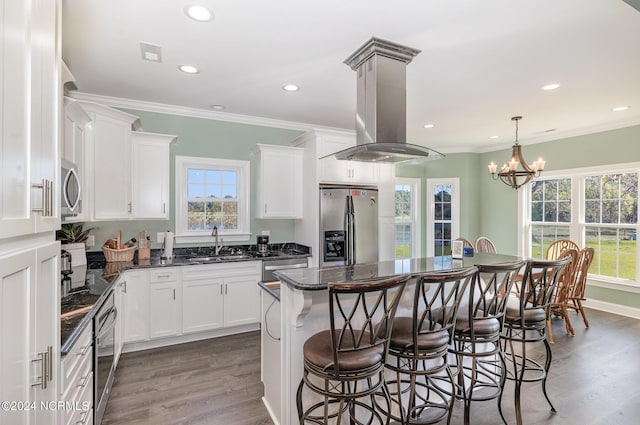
[{"left": 265, "top": 253, "right": 521, "bottom": 425}]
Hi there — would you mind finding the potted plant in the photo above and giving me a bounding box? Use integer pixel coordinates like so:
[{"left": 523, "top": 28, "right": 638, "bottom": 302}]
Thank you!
[{"left": 56, "top": 223, "right": 94, "bottom": 266}]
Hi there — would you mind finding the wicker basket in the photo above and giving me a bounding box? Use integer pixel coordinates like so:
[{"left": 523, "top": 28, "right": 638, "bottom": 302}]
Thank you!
[{"left": 102, "top": 244, "right": 136, "bottom": 262}]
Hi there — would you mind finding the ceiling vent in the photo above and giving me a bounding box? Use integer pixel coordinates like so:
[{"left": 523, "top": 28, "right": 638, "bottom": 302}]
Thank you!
[{"left": 140, "top": 42, "right": 162, "bottom": 63}]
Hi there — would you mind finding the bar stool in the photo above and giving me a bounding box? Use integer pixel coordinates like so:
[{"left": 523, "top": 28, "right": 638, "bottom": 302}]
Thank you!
[
  {"left": 499, "top": 257, "right": 571, "bottom": 425},
  {"left": 450, "top": 261, "right": 526, "bottom": 425},
  {"left": 384, "top": 267, "right": 478, "bottom": 425},
  {"left": 296, "top": 275, "right": 410, "bottom": 425}
]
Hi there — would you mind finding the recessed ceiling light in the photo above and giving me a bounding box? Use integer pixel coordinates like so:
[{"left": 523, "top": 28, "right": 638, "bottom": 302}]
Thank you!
[
  {"left": 184, "top": 5, "right": 213, "bottom": 22},
  {"left": 178, "top": 65, "right": 199, "bottom": 74},
  {"left": 542, "top": 83, "right": 560, "bottom": 91},
  {"left": 423, "top": 124, "right": 435, "bottom": 129},
  {"left": 612, "top": 106, "right": 629, "bottom": 112},
  {"left": 282, "top": 84, "right": 300, "bottom": 92},
  {"left": 489, "top": 135, "right": 499, "bottom": 139},
  {"left": 210, "top": 104, "right": 226, "bottom": 111}
]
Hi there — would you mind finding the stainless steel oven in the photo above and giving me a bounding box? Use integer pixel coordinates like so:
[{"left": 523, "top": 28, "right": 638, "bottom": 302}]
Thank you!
[{"left": 94, "top": 291, "right": 117, "bottom": 424}]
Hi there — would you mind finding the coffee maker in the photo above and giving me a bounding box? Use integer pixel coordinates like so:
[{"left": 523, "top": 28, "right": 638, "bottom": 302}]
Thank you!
[
  {"left": 257, "top": 235, "right": 269, "bottom": 255},
  {"left": 61, "top": 250, "right": 73, "bottom": 293}
]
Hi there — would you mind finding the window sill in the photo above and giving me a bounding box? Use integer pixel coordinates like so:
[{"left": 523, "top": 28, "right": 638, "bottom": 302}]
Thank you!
[
  {"left": 587, "top": 275, "right": 640, "bottom": 294},
  {"left": 175, "top": 233, "right": 251, "bottom": 244}
]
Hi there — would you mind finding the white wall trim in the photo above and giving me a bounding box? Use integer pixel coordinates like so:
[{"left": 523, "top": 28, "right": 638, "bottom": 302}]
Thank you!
[
  {"left": 69, "top": 91, "right": 348, "bottom": 134},
  {"left": 583, "top": 298, "right": 640, "bottom": 320}
]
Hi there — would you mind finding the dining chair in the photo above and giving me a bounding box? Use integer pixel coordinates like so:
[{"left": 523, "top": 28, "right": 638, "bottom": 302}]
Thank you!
[
  {"left": 567, "top": 247, "right": 595, "bottom": 329},
  {"left": 455, "top": 238, "right": 474, "bottom": 249},
  {"left": 499, "top": 256, "right": 571, "bottom": 425},
  {"left": 384, "top": 267, "right": 477, "bottom": 425},
  {"left": 548, "top": 248, "right": 579, "bottom": 342},
  {"left": 296, "top": 275, "right": 410, "bottom": 425},
  {"left": 474, "top": 237, "right": 496, "bottom": 254},
  {"left": 450, "top": 260, "right": 526, "bottom": 425},
  {"left": 545, "top": 239, "right": 579, "bottom": 260}
]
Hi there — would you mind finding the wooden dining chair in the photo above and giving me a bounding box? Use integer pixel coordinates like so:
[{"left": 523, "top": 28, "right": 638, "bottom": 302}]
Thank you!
[
  {"left": 474, "top": 236, "right": 496, "bottom": 254},
  {"left": 455, "top": 237, "right": 474, "bottom": 249},
  {"left": 567, "top": 247, "right": 595, "bottom": 329},
  {"left": 548, "top": 248, "right": 579, "bottom": 342},
  {"left": 546, "top": 239, "right": 579, "bottom": 260}
]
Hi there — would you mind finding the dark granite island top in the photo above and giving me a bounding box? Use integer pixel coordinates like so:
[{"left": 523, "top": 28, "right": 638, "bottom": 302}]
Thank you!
[{"left": 274, "top": 253, "right": 522, "bottom": 290}]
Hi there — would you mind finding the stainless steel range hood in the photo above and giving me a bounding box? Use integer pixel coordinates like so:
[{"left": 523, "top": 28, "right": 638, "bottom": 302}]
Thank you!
[{"left": 324, "top": 37, "right": 444, "bottom": 164}]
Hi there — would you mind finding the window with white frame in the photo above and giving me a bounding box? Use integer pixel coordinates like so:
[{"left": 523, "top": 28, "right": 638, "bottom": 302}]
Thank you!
[
  {"left": 522, "top": 164, "right": 639, "bottom": 285},
  {"left": 427, "top": 178, "right": 460, "bottom": 257},
  {"left": 175, "top": 156, "right": 250, "bottom": 243},
  {"left": 395, "top": 178, "right": 421, "bottom": 259}
]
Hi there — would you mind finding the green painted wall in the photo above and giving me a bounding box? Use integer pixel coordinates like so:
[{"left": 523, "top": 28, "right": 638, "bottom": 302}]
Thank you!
[{"left": 87, "top": 109, "right": 304, "bottom": 251}]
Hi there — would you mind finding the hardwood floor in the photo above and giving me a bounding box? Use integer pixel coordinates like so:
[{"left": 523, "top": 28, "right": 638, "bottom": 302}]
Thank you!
[{"left": 103, "top": 309, "right": 640, "bottom": 425}]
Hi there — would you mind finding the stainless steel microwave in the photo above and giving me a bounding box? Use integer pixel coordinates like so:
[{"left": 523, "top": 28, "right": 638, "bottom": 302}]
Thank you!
[{"left": 61, "top": 159, "right": 82, "bottom": 217}]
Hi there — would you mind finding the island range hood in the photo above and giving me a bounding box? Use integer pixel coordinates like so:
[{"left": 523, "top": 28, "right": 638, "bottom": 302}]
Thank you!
[{"left": 323, "top": 37, "right": 444, "bottom": 164}]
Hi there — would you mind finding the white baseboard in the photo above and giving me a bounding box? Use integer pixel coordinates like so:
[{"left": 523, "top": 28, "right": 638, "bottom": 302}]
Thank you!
[
  {"left": 261, "top": 397, "right": 281, "bottom": 425},
  {"left": 584, "top": 299, "right": 640, "bottom": 320}
]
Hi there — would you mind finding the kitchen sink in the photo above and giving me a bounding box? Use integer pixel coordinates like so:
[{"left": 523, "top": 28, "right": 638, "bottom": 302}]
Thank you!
[{"left": 187, "top": 254, "right": 253, "bottom": 263}]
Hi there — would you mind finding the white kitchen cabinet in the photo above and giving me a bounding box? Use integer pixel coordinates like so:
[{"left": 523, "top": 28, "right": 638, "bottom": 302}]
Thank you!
[
  {"left": 122, "top": 270, "right": 149, "bottom": 343},
  {"left": 253, "top": 144, "right": 303, "bottom": 219},
  {"left": 0, "top": 240, "right": 60, "bottom": 425},
  {"left": 59, "top": 324, "right": 92, "bottom": 425},
  {"left": 131, "top": 132, "right": 175, "bottom": 219},
  {"left": 148, "top": 268, "right": 179, "bottom": 339},
  {"left": 182, "top": 273, "right": 224, "bottom": 334},
  {"left": 0, "top": 0, "right": 60, "bottom": 238},
  {"left": 62, "top": 98, "right": 90, "bottom": 165},
  {"left": 224, "top": 274, "right": 262, "bottom": 327},
  {"left": 317, "top": 138, "right": 378, "bottom": 185},
  {"left": 82, "top": 102, "right": 139, "bottom": 220}
]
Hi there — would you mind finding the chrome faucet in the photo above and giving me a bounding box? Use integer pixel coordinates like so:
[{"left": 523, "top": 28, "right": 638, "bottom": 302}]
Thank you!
[{"left": 212, "top": 226, "right": 222, "bottom": 255}]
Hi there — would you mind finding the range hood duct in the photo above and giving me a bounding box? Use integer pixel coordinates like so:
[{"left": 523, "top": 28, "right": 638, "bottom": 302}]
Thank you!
[{"left": 325, "top": 37, "right": 444, "bottom": 164}]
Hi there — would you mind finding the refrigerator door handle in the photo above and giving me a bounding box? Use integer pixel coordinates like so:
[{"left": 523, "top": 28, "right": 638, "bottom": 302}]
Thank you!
[{"left": 345, "top": 195, "right": 356, "bottom": 265}]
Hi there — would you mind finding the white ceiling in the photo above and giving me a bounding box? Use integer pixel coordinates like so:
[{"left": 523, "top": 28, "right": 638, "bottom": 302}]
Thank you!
[{"left": 62, "top": 0, "right": 640, "bottom": 153}]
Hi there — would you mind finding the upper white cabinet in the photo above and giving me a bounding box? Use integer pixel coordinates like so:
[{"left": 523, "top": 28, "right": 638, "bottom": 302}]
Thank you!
[
  {"left": 0, "top": 0, "right": 60, "bottom": 238},
  {"left": 62, "top": 97, "right": 91, "bottom": 166},
  {"left": 131, "top": 132, "right": 175, "bottom": 219},
  {"left": 316, "top": 137, "right": 378, "bottom": 185},
  {"left": 253, "top": 144, "right": 303, "bottom": 219},
  {"left": 75, "top": 101, "right": 175, "bottom": 221}
]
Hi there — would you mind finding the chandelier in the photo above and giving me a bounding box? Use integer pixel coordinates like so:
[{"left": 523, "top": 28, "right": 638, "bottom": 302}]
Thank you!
[{"left": 488, "top": 116, "right": 545, "bottom": 190}]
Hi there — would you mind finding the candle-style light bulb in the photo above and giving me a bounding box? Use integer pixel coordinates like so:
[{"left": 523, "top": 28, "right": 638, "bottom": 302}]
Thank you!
[
  {"left": 488, "top": 162, "right": 497, "bottom": 174},
  {"left": 509, "top": 158, "right": 518, "bottom": 171},
  {"left": 537, "top": 157, "right": 546, "bottom": 171}
]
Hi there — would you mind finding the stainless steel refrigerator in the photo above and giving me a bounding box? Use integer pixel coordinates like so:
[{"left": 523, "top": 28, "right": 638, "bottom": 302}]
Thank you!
[{"left": 320, "top": 185, "right": 378, "bottom": 267}]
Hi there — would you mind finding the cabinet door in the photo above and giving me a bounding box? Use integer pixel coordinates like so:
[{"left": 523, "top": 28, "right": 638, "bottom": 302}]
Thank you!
[
  {"left": 255, "top": 145, "right": 303, "bottom": 218},
  {"left": 92, "top": 114, "right": 132, "bottom": 219},
  {"left": 0, "top": 0, "right": 34, "bottom": 238},
  {"left": 182, "top": 278, "right": 224, "bottom": 333},
  {"left": 223, "top": 275, "right": 261, "bottom": 327},
  {"left": 32, "top": 241, "right": 59, "bottom": 423},
  {"left": 30, "top": 0, "right": 59, "bottom": 234},
  {"left": 0, "top": 249, "right": 34, "bottom": 425},
  {"left": 122, "top": 270, "right": 149, "bottom": 344},
  {"left": 149, "top": 282, "right": 179, "bottom": 339},
  {"left": 131, "top": 133, "right": 173, "bottom": 219}
]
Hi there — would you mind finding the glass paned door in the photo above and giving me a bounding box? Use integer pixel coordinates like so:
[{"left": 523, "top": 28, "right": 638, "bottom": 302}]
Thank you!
[{"left": 433, "top": 184, "right": 453, "bottom": 257}]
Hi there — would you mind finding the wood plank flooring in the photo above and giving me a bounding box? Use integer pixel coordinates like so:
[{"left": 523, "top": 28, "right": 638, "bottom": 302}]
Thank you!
[{"left": 103, "top": 309, "right": 640, "bottom": 425}]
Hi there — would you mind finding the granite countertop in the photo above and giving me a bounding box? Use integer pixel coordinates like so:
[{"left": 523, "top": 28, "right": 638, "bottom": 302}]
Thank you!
[
  {"left": 258, "top": 281, "right": 280, "bottom": 301},
  {"left": 274, "top": 253, "right": 523, "bottom": 291},
  {"left": 60, "top": 242, "right": 310, "bottom": 354}
]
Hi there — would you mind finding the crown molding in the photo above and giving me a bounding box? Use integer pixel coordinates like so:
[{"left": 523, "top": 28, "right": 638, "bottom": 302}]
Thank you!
[{"left": 67, "top": 91, "right": 348, "bottom": 134}]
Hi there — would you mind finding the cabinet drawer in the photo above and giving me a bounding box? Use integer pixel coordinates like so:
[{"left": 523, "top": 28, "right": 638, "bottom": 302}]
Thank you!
[
  {"left": 61, "top": 324, "right": 93, "bottom": 392},
  {"left": 61, "top": 370, "right": 93, "bottom": 425},
  {"left": 181, "top": 261, "right": 261, "bottom": 280},
  {"left": 149, "top": 268, "right": 178, "bottom": 282}
]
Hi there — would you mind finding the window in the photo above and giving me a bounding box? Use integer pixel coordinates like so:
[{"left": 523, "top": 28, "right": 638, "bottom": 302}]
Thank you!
[
  {"left": 175, "top": 156, "right": 250, "bottom": 243},
  {"left": 522, "top": 164, "right": 639, "bottom": 285},
  {"left": 427, "top": 178, "right": 460, "bottom": 257},
  {"left": 395, "top": 178, "right": 421, "bottom": 258}
]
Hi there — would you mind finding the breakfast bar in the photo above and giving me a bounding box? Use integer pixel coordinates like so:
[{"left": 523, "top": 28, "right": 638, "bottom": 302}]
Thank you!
[{"left": 265, "top": 253, "right": 521, "bottom": 425}]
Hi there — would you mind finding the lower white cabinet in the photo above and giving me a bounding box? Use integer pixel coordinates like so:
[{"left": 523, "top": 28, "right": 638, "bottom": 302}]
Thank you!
[
  {"left": 122, "top": 270, "right": 149, "bottom": 343},
  {"left": 121, "top": 261, "right": 262, "bottom": 347},
  {"left": 59, "top": 324, "right": 93, "bottom": 425},
  {"left": 0, "top": 241, "right": 59, "bottom": 425}
]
